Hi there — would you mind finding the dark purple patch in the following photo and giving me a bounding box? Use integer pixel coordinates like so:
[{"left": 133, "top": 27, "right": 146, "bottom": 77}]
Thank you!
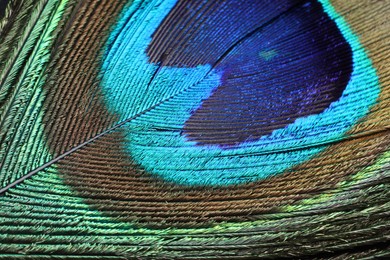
[{"left": 148, "top": 0, "right": 353, "bottom": 147}]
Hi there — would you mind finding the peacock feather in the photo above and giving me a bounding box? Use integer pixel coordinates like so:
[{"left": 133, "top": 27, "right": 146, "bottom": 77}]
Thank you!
[{"left": 0, "top": 0, "right": 389, "bottom": 258}]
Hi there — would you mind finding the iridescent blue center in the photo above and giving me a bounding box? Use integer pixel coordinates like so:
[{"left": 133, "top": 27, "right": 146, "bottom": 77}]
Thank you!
[{"left": 100, "top": 0, "right": 380, "bottom": 186}]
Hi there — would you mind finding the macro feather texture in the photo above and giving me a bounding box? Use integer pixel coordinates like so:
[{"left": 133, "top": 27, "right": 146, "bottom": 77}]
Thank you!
[{"left": 0, "top": 0, "right": 389, "bottom": 259}]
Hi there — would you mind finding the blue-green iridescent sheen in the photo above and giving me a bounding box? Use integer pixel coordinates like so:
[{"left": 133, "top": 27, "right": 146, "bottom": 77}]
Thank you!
[{"left": 100, "top": 0, "right": 380, "bottom": 186}]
